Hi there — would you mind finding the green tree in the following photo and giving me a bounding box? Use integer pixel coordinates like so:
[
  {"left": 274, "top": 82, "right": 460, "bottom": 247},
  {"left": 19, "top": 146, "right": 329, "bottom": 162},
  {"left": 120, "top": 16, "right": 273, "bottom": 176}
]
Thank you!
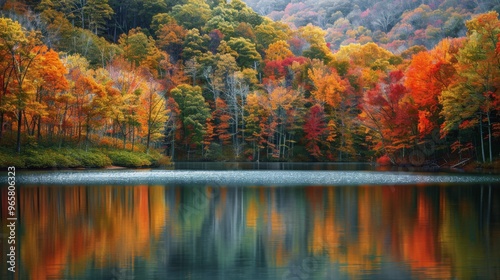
[
  {"left": 254, "top": 20, "right": 290, "bottom": 53},
  {"left": 182, "top": 28, "right": 209, "bottom": 61},
  {"left": 118, "top": 28, "right": 150, "bottom": 67},
  {"left": 38, "top": 0, "right": 113, "bottom": 35},
  {"left": 170, "top": 84, "right": 210, "bottom": 156},
  {"left": 170, "top": 0, "right": 212, "bottom": 30},
  {"left": 84, "top": 0, "right": 114, "bottom": 35},
  {"left": 227, "top": 37, "right": 261, "bottom": 68}
]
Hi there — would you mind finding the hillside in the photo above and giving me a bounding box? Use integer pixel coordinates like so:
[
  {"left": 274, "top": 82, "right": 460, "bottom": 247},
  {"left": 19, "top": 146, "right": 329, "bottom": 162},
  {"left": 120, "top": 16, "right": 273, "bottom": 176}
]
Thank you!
[
  {"left": 0, "top": 0, "right": 499, "bottom": 166},
  {"left": 243, "top": 0, "right": 500, "bottom": 51}
]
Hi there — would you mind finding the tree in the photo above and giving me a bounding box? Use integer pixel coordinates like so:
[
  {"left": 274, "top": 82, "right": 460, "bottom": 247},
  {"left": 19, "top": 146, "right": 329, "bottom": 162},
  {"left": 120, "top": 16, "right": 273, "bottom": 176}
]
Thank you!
[
  {"left": 84, "top": 0, "right": 114, "bottom": 35},
  {"left": 367, "top": 1, "right": 402, "bottom": 32},
  {"left": 30, "top": 47, "right": 69, "bottom": 141},
  {"left": 308, "top": 66, "right": 345, "bottom": 108},
  {"left": 210, "top": 97, "right": 232, "bottom": 147},
  {"left": 0, "top": 17, "right": 43, "bottom": 152},
  {"left": 156, "top": 20, "right": 186, "bottom": 62},
  {"left": 138, "top": 78, "right": 168, "bottom": 153},
  {"left": 38, "top": 0, "right": 113, "bottom": 35},
  {"left": 405, "top": 39, "right": 461, "bottom": 136},
  {"left": 244, "top": 91, "right": 267, "bottom": 161},
  {"left": 224, "top": 71, "right": 253, "bottom": 158},
  {"left": 227, "top": 37, "right": 261, "bottom": 68},
  {"left": 208, "top": 29, "right": 224, "bottom": 54},
  {"left": 359, "top": 70, "right": 418, "bottom": 163},
  {"left": 441, "top": 12, "right": 500, "bottom": 163},
  {"left": 307, "top": 61, "right": 359, "bottom": 160},
  {"left": 303, "top": 104, "right": 328, "bottom": 159},
  {"left": 297, "top": 24, "right": 333, "bottom": 63},
  {"left": 72, "top": 66, "right": 109, "bottom": 150},
  {"left": 170, "top": 0, "right": 212, "bottom": 30},
  {"left": 170, "top": 84, "right": 210, "bottom": 157},
  {"left": 202, "top": 53, "right": 239, "bottom": 101},
  {"left": 118, "top": 28, "right": 150, "bottom": 67},
  {"left": 164, "top": 96, "right": 181, "bottom": 159},
  {"left": 333, "top": 42, "right": 398, "bottom": 71},
  {"left": 143, "top": 40, "right": 170, "bottom": 79},
  {"left": 234, "top": 22, "right": 257, "bottom": 41},
  {"left": 264, "top": 85, "right": 302, "bottom": 159},
  {"left": 264, "top": 40, "right": 293, "bottom": 61},
  {"left": 182, "top": 28, "right": 209, "bottom": 61},
  {"left": 254, "top": 20, "right": 290, "bottom": 53}
]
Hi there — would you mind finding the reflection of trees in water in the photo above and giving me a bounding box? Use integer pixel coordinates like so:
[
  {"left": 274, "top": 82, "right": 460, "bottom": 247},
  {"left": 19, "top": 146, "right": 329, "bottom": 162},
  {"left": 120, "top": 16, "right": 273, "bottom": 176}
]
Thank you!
[
  {"left": 17, "top": 184, "right": 499, "bottom": 279},
  {"left": 19, "top": 185, "right": 166, "bottom": 280}
]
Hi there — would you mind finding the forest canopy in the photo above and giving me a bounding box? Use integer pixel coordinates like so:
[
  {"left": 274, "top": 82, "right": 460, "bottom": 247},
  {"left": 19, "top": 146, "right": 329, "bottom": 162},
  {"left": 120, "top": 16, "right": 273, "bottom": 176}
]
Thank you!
[{"left": 0, "top": 0, "right": 498, "bottom": 166}]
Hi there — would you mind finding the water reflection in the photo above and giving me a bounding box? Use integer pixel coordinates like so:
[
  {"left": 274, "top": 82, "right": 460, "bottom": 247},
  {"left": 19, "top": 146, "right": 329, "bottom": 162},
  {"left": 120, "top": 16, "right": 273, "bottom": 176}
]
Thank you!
[{"left": 7, "top": 184, "right": 500, "bottom": 279}]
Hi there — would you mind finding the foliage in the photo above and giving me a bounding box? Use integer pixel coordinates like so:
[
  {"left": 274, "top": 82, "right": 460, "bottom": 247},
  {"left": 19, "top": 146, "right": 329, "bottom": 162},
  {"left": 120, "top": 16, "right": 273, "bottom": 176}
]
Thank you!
[
  {"left": 0, "top": 1, "right": 499, "bottom": 164},
  {"left": 106, "top": 150, "right": 152, "bottom": 167},
  {"left": 65, "top": 148, "right": 113, "bottom": 168}
]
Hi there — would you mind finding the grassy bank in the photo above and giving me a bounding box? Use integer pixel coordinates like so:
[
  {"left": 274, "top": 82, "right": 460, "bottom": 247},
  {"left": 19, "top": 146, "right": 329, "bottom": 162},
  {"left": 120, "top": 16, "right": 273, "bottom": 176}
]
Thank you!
[{"left": 0, "top": 148, "right": 172, "bottom": 169}]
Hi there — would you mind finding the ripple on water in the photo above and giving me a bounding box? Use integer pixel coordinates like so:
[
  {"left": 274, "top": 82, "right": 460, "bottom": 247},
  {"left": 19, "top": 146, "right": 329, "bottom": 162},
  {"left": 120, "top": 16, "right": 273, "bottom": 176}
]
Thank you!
[{"left": 11, "top": 170, "right": 500, "bottom": 186}]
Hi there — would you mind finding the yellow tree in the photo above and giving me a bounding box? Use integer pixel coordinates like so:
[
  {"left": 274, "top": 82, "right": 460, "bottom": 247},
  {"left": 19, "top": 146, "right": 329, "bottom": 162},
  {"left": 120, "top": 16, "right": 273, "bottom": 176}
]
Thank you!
[
  {"left": 440, "top": 12, "right": 500, "bottom": 163},
  {"left": 297, "top": 24, "right": 333, "bottom": 63},
  {"left": 264, "top": 85, "right": 303, "bottom": 159},
  {"left": 107, "top": 60, "right": 143, "bottom": 149},
  {"left": 244, "top": 91, "right": 268, "bottom": 161},
  {"left": 264, "top": 40, "right": 293, "bottom": 61},
  {"left": 308, "top": 66, "right": 345, "bottom": 108},
  {"left": 77, "top": 68, "right": 109, "bottom": 150},
  {"left": 138, "top": 78, "right": 168, "bottom": 153}
]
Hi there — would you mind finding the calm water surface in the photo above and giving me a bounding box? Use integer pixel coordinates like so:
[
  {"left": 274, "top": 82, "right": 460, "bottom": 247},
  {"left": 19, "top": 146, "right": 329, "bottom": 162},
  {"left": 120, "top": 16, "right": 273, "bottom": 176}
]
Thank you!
[{"left": 1, "top": 164, "right": 500, "bottom": 279}]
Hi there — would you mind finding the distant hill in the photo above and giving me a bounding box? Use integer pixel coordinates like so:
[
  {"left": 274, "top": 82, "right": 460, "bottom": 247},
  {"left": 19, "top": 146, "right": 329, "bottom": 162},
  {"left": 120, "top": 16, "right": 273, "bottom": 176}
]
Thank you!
[{"left": 243, "top": 0, "right": 500, "bottom": 52}]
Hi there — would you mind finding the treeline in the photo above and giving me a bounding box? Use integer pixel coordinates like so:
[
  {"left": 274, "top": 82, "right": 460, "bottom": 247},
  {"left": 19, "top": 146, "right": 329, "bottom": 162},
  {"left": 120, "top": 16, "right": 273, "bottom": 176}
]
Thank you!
[{"left": 0, "top": 0, "right": 499, "bottom": 164}]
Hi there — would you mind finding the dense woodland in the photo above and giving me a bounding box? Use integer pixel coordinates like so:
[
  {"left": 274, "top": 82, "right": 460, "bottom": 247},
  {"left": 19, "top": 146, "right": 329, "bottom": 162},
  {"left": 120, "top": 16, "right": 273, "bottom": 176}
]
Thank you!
[{"left": 0, "top": 0, "right": 499, "bottom": 165}]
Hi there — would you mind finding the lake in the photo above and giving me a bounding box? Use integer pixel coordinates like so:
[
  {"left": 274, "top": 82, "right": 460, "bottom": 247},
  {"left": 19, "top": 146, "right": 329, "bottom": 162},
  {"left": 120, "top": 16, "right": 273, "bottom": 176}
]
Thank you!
[{"left": 1, "top": 163, "right": 500, "bottom": 279}]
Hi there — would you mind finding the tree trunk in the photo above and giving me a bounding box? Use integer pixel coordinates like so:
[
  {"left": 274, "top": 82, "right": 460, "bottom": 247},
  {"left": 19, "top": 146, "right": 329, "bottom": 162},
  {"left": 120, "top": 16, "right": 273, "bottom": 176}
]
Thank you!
[
  {"left": 36, "top": 115, "right": 42, "bottom": 141},
  {"left": 0, "top": 112, "right": 3, "bottom": 140},
  {"left": 16, "top": 109, "right": 22, "bottom": 153},
  {"left": 122, "top": 123, "right": 127, "bottom": 149},
  {"left": 171, "top": 130, "right": 175, "bottom": 161},
  {"left": 487, "top": 111, "right": 492, "bottom": 163},
  {"left": 131, "top": 126, "right": 135, "bottom": 151},
  {"left": 146, "top": 126, "right": 151, "bottom": 153},
  {"left": 85, "top": 121, "right": 90, "bottom": 152},
  {"left": 479, "top": 113, "right": 485, "bottom": 163}
]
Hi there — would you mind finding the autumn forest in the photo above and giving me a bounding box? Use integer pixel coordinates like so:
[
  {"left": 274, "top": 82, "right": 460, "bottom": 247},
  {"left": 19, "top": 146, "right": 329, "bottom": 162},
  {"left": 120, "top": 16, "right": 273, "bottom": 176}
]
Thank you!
[{"left": 0, "top": 0, "right": 499, "bottom": 167}]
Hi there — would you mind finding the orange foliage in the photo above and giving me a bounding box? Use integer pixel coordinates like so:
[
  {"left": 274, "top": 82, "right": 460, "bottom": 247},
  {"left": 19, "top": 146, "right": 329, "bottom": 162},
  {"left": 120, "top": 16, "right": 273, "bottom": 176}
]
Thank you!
[{"left": 308, "top": 67, "right": 345, "bottom": 108}]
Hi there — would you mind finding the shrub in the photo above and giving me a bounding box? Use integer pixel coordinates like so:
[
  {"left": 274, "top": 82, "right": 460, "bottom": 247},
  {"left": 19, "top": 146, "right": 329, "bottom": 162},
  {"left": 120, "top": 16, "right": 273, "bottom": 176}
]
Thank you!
[
  {"left": 24, "top": 149, "right": 82, "bottom": 169},
  {"left": 376, "top": 154, "right": 393, "bottom": 166},
  {"left": 23, "top": 150, "right": 56, "bottom": 168},
  {"left": 106, "top": 150, "right": 151, "bottom": 168},
  {"left": 0, "top": 151, "right": 25, "bottom": 169},
  {"left": 154, "top": 155, "right": 173, "bottom": 167},
  {"left": 66, "top": 149, "right": 112, "bottom": 168},
  {"left": 50, "top": 150, "right": 81, "bottom": 168}
]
